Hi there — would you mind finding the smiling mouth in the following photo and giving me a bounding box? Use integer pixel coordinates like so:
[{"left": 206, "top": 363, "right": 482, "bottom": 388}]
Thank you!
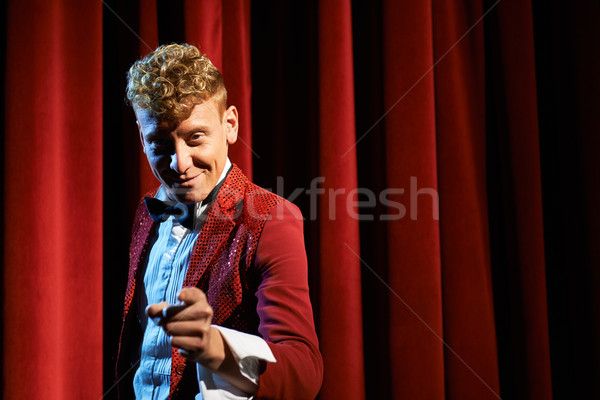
[
  {"left": 174, "top": 177, "right": 197, "bottom": 187},
  {"left": 171, "top": 172, "right": 205, "bottom": 188}
]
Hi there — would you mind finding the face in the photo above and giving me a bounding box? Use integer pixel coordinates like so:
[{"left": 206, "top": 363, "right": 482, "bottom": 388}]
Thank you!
[{"left": 135, "top": 99, "right": 238, "bottom": 203}]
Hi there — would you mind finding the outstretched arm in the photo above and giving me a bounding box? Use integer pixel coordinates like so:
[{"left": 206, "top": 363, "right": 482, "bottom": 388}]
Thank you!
[{"left": 146, "top": 288, "right": 258, "bottom": 395}]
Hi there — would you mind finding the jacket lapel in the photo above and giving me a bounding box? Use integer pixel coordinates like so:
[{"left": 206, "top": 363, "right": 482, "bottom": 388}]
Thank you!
[
  {"left": 123, "top": 196, "right": 158, "bottom": 316},
  {"left": 181, "top": 166, "right": 245, "bottom": 289},
  {"left": 171, "top": 166, "right": 246, "bottom": 398}
]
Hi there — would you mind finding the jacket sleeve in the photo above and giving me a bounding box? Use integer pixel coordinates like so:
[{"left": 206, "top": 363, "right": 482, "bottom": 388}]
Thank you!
[{"left": 253, "top": 201, "right": 324, "bottom": 399}]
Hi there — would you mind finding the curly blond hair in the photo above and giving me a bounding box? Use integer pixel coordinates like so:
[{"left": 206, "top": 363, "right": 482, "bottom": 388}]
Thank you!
[{"left": 126, "top": 43, "right": 227, "bottom": 120}]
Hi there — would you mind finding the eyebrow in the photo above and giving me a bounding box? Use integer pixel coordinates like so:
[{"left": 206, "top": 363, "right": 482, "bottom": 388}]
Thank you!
[
  {"left": 142, "top": 133, "right": 167, "bottom": 143},
  {"left": 179, "top": 125, "right": 212, "bottom": 136}
]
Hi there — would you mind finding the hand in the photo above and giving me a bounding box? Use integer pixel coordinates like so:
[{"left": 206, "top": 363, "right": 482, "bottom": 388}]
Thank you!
[{"left": 146, "top": 287, "right": 226, "bottom": 371}]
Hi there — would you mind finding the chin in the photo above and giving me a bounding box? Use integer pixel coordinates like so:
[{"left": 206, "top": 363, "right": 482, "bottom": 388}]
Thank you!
[
  {"left": 180, "top": 194, "right": 201, "bottom": 204},
  {"left": 167, "top": 189, "right": 197, "bottom": 204},
  {"left": 169, "top": 184, "right": 211, "bottom": 204}
]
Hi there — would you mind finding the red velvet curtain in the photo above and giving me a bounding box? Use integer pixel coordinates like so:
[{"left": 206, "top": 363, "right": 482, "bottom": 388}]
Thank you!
[
  {"left": 317, "top": 0, "right": 364, "bottom": 398},
  {"left": 3, "top": 0, "right": 600, "bottom": 399},
  {"left": 3, "top": 0, "right": 104, "bottom": 398}
]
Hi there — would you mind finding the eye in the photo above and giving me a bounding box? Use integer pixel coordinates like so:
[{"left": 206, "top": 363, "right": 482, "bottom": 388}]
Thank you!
[
  {"left": 149, "top": 138, "right": 171, "bottom": 148},
  {"left": 147, "top": 138, "right": 172, "bottom": 154},
  {"left": 189, "top": 132, "right": 206, "bottom": 142}
]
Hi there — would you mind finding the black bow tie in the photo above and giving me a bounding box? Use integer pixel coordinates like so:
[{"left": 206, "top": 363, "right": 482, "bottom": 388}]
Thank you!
[{"left": 144, "top": 197, "right": 195, "bottom": 229}]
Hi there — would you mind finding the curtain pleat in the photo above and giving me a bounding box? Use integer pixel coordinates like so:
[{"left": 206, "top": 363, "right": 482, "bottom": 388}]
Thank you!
[
  {"left": 3, "top": 0, "right": 103, "bottom": 398},
  {"left": 317, "top": 0, "right": 365, "bottom": 399},
  {"left": 487, "top": 1, "right": 553, "bottom": 398},
  {"left": 382, "top": 1, "right": 446, "bottom": 398},
  {"left": 185, "top": 0, "right": 223, "bottom": 68},
  {"left": 431, "top": 0, "right": 501, "bottom": 398}
]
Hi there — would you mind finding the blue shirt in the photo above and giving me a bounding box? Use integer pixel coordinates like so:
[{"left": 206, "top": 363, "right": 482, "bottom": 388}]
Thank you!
[
  {"left": 133, "top": 159, "right": 229, "bottom": 400},
  {"left": 132, "top": 159, "right": 275, "bottom": 400}
]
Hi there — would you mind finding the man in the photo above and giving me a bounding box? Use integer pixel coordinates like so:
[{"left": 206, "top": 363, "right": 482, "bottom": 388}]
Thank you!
[{"left": 116, "top": 43, "right": 323, "bottom": 399}]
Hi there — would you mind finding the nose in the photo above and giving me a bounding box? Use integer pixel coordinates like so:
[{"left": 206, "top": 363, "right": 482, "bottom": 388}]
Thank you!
[{"left": 170, "top": 141, "right": 192, "bottom": 174}]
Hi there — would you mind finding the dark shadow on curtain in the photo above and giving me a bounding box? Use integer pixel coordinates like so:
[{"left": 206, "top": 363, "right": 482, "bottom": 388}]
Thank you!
[
  {"left": 533, "top": 1, "right": 600, "bottom": 398},
  {"left": 485, "top": 6, "right": 528, "bottom": 398},
  {"left": 351, "top": 1, "right": 391, "bottom": 399},
  {"left": 250, "top": 0, "right": 322, "bottom": 336},
  {"left": 0, "top": 0, "right": 6, "bottom": 394},
  {"left": 102, "top": 0, "right": 142, "bottom": 394}
]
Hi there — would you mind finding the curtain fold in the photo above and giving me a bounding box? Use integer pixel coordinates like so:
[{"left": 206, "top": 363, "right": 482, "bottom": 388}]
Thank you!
[
  {"left": 382, "top": 1, "right": 445, "bottom": 398},
  {"left": 317, "top": 0, "right": 365, "bottom": 398},
  {"left": 486, "top": 0, "right": 553, "bottom": 398},
  {"left": 431, "top": 0, "right": 501, "bottom": 397},
  {"left": 185, "top": 0, "right": 223, "bottom": 68},
  {"left": 3, "top": 0, "right": 103, "bottom": 398}
]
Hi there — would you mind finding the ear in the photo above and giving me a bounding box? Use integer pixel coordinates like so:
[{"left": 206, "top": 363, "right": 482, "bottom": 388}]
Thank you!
[
  {"left": 223, "top": 105, "right": 238, "bottom": 145},
  {"left": 137, "top": 120, "right": 148, "bottom": 153},
  {"left": 133, "top": 107, "right": 147, "bottom": 153}
]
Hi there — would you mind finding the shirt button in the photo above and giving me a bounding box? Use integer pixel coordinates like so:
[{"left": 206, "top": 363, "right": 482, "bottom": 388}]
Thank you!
[{"left": 175, "top": 364, "right": 185, "bottom": 375}]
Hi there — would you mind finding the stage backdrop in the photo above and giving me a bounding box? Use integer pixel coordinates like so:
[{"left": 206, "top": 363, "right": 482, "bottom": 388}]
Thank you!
[{"left": 2, "top": 0, "right": 600, "bottom": 399}]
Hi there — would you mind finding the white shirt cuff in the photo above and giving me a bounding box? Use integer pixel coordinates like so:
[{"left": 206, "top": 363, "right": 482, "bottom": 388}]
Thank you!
[
  {"left": 212, "top": 325, "right": 276, "bottom": 385},
  {"left": 195, "top": 326, "right": 276, "bottom": 400}
]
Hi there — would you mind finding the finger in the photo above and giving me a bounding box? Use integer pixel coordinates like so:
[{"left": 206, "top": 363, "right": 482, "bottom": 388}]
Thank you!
[
  {"left": 163, "top": 320, "right": 210, "bottom": 337},
  {"left": 161, "top": 301, "right": 188, "bottom": 320},
  {"left": 176, "top": 348, "right": 210, "bottom": 365},
  {"left": 170, "top": 335, "right": 209, "bottom": 355},
  {"left": 178, "top": 287, "right": 207, "bottom": 305},
  {"left": 178, "top": 348, "right": 196, "bottom": 359},
  {"left": 164, "top": 301, "right": 213, "bottom": 322},
  {"left": 146, "top": 302, "right": 170, "bottom": 324}
]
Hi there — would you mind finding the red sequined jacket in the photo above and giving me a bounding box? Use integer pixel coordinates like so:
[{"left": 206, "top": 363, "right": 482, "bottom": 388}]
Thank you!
[{"left": 116, "top": 165, "right": 323, "bottom": 399}]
